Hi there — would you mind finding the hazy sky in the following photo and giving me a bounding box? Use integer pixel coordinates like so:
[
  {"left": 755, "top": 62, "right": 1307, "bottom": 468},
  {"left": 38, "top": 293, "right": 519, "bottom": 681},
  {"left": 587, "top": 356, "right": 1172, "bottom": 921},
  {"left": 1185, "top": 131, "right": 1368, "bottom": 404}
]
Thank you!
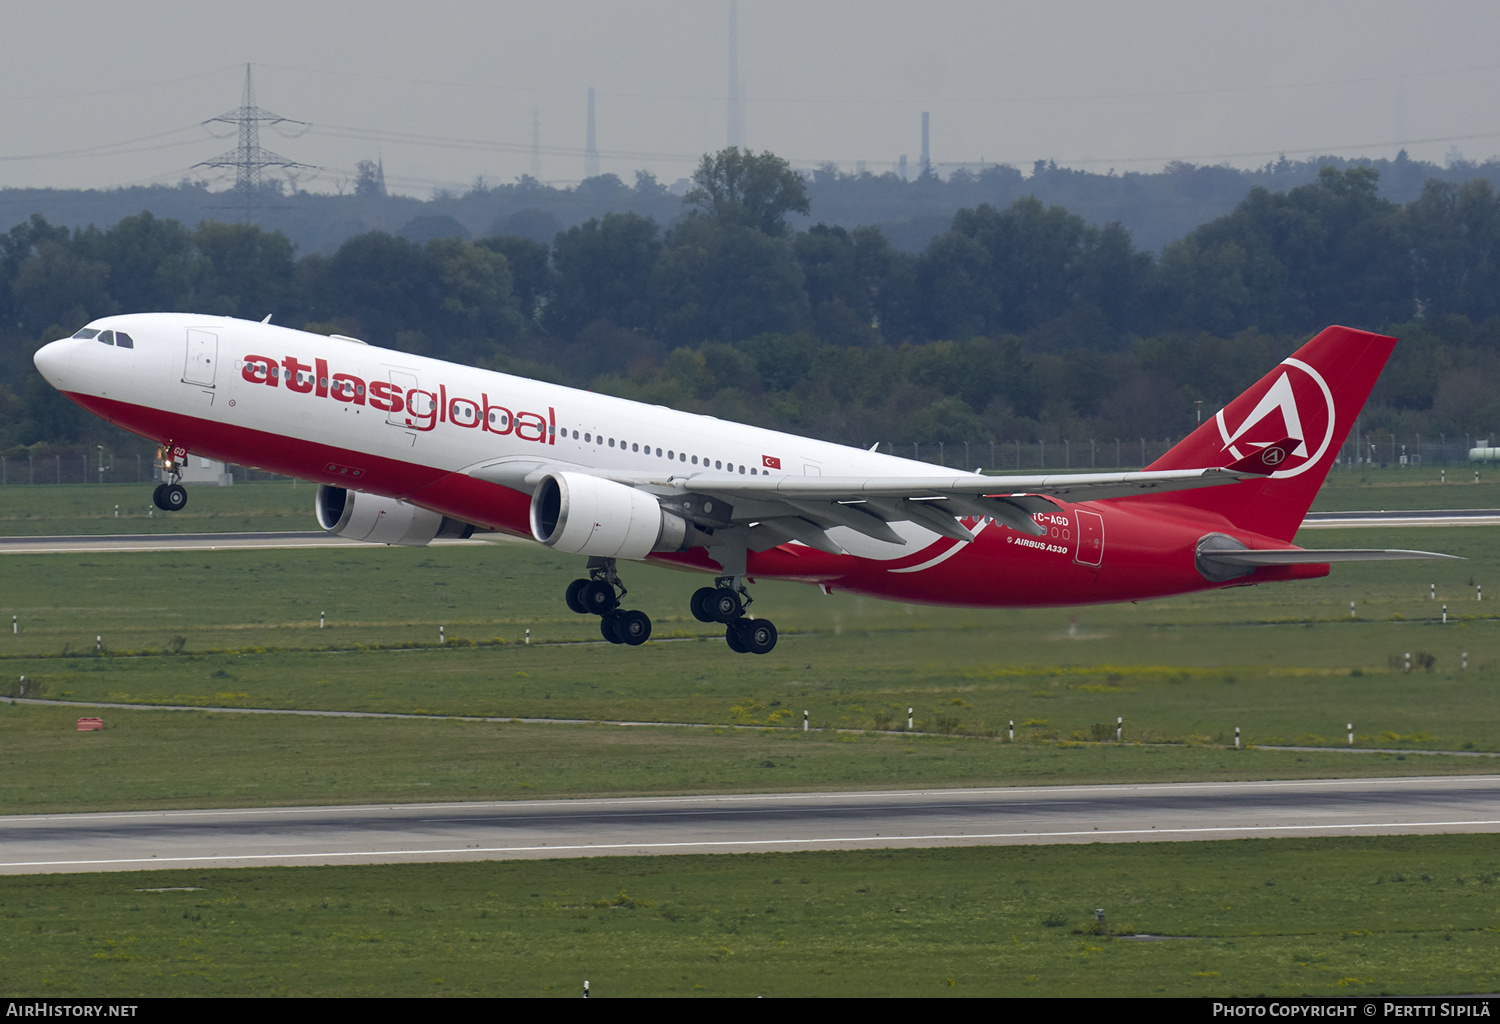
[{"left": 3, "top": 0, "right": 1498, "bottom": 196}]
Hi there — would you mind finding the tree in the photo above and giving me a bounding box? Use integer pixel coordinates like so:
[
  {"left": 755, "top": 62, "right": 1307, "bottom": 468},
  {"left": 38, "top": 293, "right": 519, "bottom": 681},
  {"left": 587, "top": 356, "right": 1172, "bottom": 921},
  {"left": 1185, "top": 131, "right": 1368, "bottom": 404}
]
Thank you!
[
  {"left": 546, "top": 213, "right": 661, "bottom": 337},
  {"left": 684, "top": 148, "right": 810, "bottom": 237},
  {"left": 651, "top": 218, "right": 807, "bottom": 346}
]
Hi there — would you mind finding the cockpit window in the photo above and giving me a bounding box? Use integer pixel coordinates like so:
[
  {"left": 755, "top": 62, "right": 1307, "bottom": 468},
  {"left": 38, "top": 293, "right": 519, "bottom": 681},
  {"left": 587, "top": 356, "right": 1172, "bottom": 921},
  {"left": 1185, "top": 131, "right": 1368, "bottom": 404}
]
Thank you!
[
  {"left": 114, "top": 332, "right": 134, "bottom": 349},
  {"left": 97, "top": 330, "right": 115, "bottom": 345},
  {"left": 72, "top": 328, "right": 100, "bottom": 339}
]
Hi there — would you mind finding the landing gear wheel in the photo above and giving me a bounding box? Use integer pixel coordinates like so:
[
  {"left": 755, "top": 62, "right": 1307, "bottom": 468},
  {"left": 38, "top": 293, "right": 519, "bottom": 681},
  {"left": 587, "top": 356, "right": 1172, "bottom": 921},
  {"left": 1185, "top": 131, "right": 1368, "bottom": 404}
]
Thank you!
[
  {"left": 742, "top": 618, "right": 778, "bottom": 655},
  {"left": 152, "top": 484, "right": 168, "bottom": 509},
  {"left": 581, "top": 580, "right": 619, "bottom": 615},
  {"left": 690, "top": 587, "right": 718, "bottom": 623},
  {"left": 709, "top": 589, "right": 743, "bottom": 623},
  {"left": 617, "top": 609, "right": 652, "bottom": 646},
  {"left": 600, "top": 613, "right": 625, "bottom": 644},
  {"left": 160, "top": 483, "right": 187, "bottom": 511},
  {"left": 725, "top": 620, "right": 749, "bottom": 653},
  {"left": 565, "top": 578, "right": 591, "bottom": 614}
]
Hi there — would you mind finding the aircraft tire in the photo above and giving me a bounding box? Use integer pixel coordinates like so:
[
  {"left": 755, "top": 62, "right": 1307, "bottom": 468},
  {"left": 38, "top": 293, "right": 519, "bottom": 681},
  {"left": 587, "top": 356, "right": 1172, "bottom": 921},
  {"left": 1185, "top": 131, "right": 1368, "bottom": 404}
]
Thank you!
[
  {"left": 618, "top": 609, "right": 652, "bottom": 646},
  {"left": 151, "top": 484, "right": 168, "bottom": 510},
  {"left": 600, "top": 613, "right": 625, "bottom": 644},
  {"left": 690, "top": 587, "right": 718, "bottom": 623},
  {"left": 725, "top": 621, "right": 748, "bottom": 653},
  {"left": 162, "top": 484, "right": 188, "bottom": 511},
  {"left": 582, "top": 580, "right": 618, "bottom": 615},
  {"left": 743, "top": 618, "right": 778, "bottom": 655},
  {"left": 565, "top": 578, "right": 591, "bottom": 614},
  {"left": 709, "top": 589, "right": 742, "bottom": 623}
]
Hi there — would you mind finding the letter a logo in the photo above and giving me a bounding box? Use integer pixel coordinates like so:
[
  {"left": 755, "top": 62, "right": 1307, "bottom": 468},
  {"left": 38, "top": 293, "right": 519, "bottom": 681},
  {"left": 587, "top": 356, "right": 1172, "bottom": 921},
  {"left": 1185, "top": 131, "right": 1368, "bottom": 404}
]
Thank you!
[{"left": 1215, "top": 358, "right": 1336, "bottom": 479}]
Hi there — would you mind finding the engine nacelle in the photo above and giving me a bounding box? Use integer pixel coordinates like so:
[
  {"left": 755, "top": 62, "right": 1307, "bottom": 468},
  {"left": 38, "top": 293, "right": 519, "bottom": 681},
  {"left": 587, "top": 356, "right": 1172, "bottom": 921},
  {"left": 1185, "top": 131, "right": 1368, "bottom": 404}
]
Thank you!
[
  {"left": 316, "top": 485, "right": 476, "bottom": 546},
  {"left": 529, "top": 471, "right": 703, "bottom": 559}
]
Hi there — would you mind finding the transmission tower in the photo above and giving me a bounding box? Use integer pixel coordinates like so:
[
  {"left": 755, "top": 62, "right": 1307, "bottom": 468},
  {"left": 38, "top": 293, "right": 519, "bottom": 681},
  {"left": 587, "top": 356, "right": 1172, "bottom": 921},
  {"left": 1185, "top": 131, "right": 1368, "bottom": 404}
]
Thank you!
[{"left": 196, "top": 64, "right": 310, "bottom": 222}]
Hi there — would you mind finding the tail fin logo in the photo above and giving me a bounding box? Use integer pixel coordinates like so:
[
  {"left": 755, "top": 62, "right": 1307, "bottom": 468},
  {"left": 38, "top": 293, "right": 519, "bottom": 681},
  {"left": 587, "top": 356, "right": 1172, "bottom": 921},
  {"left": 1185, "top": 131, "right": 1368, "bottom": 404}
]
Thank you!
[{"left": 1215, "top": 357, "right": 1336, "bottom": 479}]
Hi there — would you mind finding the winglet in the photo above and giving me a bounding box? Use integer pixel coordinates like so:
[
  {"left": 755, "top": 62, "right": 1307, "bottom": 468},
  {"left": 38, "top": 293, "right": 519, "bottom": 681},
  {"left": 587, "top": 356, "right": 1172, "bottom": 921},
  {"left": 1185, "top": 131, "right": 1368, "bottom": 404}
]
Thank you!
[{"left": 1224, "top": 437, "right": 1298, "bottom": 476}]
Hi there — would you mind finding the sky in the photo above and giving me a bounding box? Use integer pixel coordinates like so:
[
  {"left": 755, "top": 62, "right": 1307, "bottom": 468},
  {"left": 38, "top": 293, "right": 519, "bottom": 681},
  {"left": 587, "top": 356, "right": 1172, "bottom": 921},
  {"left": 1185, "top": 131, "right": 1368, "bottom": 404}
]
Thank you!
[{"left": 3, "top": 0, "right": 1499, "bottom": 196}]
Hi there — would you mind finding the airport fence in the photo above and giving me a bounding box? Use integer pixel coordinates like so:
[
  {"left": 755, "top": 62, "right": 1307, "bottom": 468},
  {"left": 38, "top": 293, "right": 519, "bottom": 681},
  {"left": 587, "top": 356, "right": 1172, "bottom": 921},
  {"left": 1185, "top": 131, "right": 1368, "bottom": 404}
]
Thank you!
[
  {"left": 1, "top": 434, "right": 1495, "bottom": 485},
  {"left": 0, "top": 454, "right": 290, "bottom": 486}
]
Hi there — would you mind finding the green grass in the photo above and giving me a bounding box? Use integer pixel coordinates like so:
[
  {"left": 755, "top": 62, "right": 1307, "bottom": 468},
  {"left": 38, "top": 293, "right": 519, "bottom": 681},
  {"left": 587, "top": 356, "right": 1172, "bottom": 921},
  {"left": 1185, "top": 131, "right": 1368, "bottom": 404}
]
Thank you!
[
  {"left": 0, "top": 480, "right": 316, "bottom": 535},
  {"left": 0, "top": 525, "right": 1496, "bottom": 813},
  {"left": 3, "top": 702, "right": 1486, "bottom": 814},
  {"left": 3, "top": 836, "right": 1497, "bottom": 997}
]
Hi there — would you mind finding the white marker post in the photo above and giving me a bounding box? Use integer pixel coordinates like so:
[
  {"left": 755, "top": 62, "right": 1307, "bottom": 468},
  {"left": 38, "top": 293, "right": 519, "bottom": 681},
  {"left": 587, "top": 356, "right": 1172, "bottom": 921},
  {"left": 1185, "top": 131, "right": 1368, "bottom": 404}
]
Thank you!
[
  {"left": 908, "top": 707, "right": 914, "bottom": 731},
  {"left": 320, "top": 611, "right": 325, "bottom": 629},
  {"left": 439, "top": 625, "right": 445, "bottom": 645},
  {"left": 1348, "top": 723, "right": 1354, "bottom": 746},
  {"left": 1235, "top": 727, "right": 1241, "bottom": 750},
  {"left": 1116, "top": 716, "right": 1123, "bottom": 742},
  {"left": 95, "top": 635, "right": 101, "bottom": 652},
  {"left": 803, "top": 710, "right": 808, "bottom": 732},
  {"left": 1463, "top": 651, "right": 1468, "bottom": 670},
  {"left": 1443, "top": 605, "right": 1448, "bottom": 624},
  {"left": 525, "top": 628, "right": 531, "bottom": 645},
  {"left": 1404, "top": 652, "right": 1411, "bottom": 673},
  {"left": 1431, "top": 583, "right": 1436, "bottom": 600},
  {"left": 11, "top": 615, "right": 15, "bottom": 635},
  {"left": 1350, "top": 601, "right": 1356, "bottom": 619},
  {"left": 1009, "top": 720, "right": 1014, "bottom": 742}
]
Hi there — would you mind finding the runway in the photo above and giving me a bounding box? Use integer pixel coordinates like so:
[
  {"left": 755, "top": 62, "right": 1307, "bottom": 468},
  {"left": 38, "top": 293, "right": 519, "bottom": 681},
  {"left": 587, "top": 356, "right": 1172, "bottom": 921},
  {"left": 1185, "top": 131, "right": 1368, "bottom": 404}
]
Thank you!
[{"left": 3, "top": 775, "right": 1497, "bottom": 875}]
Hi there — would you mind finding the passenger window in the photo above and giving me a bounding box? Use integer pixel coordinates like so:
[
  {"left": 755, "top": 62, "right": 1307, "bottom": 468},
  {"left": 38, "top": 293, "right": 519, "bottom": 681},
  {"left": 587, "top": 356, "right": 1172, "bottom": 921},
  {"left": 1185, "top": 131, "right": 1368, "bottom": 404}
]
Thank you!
[{"left": 114, "top": 332, "right": 134, "bottom": 349}]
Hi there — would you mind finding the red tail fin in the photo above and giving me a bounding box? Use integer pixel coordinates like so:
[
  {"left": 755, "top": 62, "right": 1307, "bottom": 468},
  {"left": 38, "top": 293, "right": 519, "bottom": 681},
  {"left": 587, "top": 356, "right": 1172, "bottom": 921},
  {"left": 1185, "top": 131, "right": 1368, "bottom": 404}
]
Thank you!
[{"left": 1141, "top": 325, "right": 1396, "bottom": 541}]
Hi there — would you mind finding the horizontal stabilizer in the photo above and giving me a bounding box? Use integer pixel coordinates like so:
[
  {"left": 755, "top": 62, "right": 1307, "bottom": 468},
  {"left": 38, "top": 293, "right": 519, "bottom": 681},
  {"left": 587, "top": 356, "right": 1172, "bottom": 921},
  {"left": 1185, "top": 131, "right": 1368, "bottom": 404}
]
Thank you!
[{"left": 1198, "top": 548, "right": 1462, "bottom": 566}]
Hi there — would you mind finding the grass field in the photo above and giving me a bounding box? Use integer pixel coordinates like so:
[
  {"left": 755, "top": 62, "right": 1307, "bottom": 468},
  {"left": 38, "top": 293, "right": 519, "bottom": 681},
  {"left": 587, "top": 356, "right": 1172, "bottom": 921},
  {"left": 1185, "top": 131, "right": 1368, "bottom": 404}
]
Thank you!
[
  {"left": 2, "top": 836, "right": 1497, "bottom": 997},
  {"left": 3, "top": 479, "right": 1498, "bottom": 997}
]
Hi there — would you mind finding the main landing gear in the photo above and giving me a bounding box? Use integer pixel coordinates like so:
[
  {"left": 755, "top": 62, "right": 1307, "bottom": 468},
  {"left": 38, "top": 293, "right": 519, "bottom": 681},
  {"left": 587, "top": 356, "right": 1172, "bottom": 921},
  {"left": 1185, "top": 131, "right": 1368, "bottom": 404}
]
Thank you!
[
  {"left": 151, "top": 443, "right": 188, "bottom": 511},
  {"left": 564, "top": 557, "right": 653, "bottom": 646},
  {"left": 561, "top": 562, "right": 778, "bottom": 655},
  {"left": 691, "top": 577, "right": 778, "bottom": 655}
]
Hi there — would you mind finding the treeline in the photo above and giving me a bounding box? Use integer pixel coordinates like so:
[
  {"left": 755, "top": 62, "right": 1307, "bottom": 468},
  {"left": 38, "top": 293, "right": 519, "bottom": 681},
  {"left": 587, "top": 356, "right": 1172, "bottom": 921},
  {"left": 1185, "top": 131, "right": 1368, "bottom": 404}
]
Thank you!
[{"left": 5, "top": 150, "right": 1500, "bottom": 460}]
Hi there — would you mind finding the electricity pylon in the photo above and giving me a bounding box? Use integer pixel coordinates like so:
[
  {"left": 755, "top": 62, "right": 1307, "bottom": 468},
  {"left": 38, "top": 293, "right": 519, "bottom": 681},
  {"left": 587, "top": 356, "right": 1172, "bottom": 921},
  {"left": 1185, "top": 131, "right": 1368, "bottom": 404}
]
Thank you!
[{"left": 196, "top": 64, "right": 310, "bottom": 222}]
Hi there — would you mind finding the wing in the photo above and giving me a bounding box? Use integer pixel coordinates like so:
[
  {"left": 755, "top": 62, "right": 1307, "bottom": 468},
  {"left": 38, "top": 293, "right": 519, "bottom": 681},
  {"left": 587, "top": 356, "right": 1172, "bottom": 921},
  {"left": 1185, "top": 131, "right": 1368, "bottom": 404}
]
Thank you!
[{"left": 467, "top": 455, "right": 1270, "bottom": 551}]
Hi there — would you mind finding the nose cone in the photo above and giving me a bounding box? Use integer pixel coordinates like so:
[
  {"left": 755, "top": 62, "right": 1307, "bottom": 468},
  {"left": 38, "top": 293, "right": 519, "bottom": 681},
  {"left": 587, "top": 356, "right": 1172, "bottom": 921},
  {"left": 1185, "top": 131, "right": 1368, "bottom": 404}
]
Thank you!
[{"left": 33, "top": 339, "right": 71, "bottom": 387}]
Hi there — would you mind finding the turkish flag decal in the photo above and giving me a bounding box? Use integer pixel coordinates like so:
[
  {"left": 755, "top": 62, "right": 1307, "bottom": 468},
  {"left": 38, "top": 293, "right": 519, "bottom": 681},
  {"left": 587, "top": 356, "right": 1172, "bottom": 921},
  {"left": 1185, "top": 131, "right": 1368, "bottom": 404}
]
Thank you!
[{"left": 762, "top": 455, "right": 781, "bottom": 470}]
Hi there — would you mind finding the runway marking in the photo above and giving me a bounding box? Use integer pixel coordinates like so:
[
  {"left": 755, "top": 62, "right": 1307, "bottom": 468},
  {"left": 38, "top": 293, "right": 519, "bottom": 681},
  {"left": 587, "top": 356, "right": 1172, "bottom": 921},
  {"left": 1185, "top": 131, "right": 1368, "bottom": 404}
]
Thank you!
[
  {"left": 8, "top": 818, "right": 1500, "bottom": 871},
  {"left": 5, "top": 775, "right": 1493, "bottom": 825}
]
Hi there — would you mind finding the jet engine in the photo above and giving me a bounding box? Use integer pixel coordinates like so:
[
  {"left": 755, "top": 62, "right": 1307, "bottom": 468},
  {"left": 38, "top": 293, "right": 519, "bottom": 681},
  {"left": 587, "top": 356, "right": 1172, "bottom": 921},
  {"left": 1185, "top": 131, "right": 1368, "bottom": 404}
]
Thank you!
[
  {"left": 529, "top": 471, "right": 706, "bottom": 559},
  {"left": 316, "top": 484, "right": 476, "bottom": 546}
]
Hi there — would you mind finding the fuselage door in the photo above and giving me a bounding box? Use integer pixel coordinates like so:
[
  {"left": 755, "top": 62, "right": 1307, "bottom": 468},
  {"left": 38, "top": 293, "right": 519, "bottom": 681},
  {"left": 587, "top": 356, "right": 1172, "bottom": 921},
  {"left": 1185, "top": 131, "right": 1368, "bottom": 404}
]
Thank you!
[
  {"left": 385, "top": 369, "right": 419, "bottom": 427},
  {"left": 1073, "top": 509, "right": 1104, "bottom": 567},
  {"left": 183, "top": 330, "right": 218, "bottom": 386}
]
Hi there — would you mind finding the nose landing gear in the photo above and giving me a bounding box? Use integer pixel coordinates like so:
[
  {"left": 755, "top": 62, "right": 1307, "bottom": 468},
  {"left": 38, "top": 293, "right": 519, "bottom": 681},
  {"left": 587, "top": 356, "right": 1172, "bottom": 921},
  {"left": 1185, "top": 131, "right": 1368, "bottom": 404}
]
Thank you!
[
  {"left": 563, "top": 557, "right": 653, "bottom": 646},
  {"left": 692, "top": 577, "right": 777, "bottom": 655},
  {"left": 152, "top": 443, "right": 189, "bottom": 511}
]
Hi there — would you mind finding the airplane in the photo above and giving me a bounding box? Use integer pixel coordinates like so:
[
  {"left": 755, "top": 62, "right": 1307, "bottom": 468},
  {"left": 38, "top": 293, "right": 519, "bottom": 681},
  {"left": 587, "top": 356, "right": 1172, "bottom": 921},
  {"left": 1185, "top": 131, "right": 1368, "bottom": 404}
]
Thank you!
[{"left": 33, "top": 316, "right": 1452, "bottom": 654}]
